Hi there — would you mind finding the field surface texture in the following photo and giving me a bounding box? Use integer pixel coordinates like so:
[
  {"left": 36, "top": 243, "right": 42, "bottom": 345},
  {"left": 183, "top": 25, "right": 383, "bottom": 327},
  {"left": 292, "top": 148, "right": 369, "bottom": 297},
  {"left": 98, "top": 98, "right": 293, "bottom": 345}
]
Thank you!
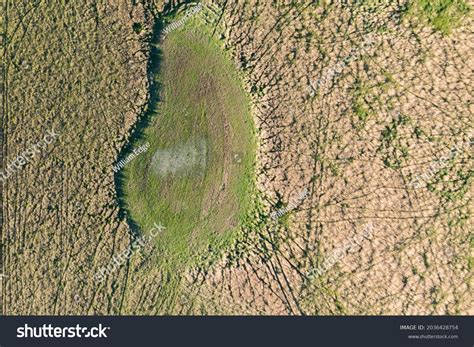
[{"left": 0, "top": 0, "right": 472, "bottom": 315}]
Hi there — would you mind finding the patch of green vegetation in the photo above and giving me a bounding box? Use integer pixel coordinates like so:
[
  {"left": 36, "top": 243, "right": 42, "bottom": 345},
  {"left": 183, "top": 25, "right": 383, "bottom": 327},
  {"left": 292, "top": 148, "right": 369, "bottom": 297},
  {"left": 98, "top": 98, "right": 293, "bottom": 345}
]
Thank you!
[
  {"left": 278, "top": 211, "right": 292, "bottom": 229},
  {"left": 353, "top": 101, "right": 370, "bottom": 125},
  {"left": 351, "top": 81, "right": 374, "bottom": 131},
  {"left": 328, "top": 160, "right": 341, "bottom": 177},
  {"left": 447, "top": 209, "right": 470, "bottom": 227},
  {"left": 378, "top": 113, "right": 412, "bottom": 169},
  {"left": 219, "top": 198, "right": 271, "bottom": 268},
  {"left": 407, "top": 0, "right": 471, "bottom": 35},
  {"left": 436, "top": 169, "right": 473, "bottom": 201},
  {"left": 421, "top": 144, "right": 472, "bottom": 202},
  {"left": 119, "top": 7, "right": 256, "bottom": 276},
  {"left": 430, "top": 286, "right": 443, "bottom": 308}
]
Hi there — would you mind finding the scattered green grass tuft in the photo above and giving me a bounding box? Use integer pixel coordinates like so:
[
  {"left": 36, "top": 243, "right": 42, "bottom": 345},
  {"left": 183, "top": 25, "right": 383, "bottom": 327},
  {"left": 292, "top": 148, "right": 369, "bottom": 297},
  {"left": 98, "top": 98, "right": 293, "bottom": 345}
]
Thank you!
[{"left": 408, "top": 0, "right": 471, "bottom": 34}]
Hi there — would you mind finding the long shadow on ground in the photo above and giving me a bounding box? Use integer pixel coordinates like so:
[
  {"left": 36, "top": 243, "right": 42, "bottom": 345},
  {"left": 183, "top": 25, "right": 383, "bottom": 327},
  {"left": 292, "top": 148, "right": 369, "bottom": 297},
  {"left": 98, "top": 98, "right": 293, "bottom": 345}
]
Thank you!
[
  {"left": 114, "top": 1, "right": 198, "bottom": 239},
  {"left": 114, "top": 19, "right": 164, "bottom": 238}
]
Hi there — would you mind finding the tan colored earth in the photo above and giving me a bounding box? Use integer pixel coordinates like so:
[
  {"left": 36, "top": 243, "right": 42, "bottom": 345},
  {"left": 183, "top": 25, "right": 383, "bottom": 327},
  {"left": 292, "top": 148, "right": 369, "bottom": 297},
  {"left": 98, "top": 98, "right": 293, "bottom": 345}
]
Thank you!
[{"left": 1, "top": 1, "right": 472, "bottom": 315}]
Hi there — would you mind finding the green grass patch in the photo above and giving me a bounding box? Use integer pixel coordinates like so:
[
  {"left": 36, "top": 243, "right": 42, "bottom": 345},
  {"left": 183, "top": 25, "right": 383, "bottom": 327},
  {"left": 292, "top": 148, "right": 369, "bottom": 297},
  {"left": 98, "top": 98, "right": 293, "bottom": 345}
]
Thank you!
[
  {"left": 118, "top": 9, "right": 256, "bottom": 274},
  {"left": 407, "top": 0, "right": 471, "bottom": 34}
]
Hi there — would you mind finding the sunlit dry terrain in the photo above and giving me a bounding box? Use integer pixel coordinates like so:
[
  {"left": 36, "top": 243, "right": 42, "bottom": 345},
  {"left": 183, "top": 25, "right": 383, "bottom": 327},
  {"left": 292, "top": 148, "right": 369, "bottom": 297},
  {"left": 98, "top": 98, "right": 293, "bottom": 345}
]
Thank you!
[{"left": 1, "top": 0, "right": 472, "bottom": 315}]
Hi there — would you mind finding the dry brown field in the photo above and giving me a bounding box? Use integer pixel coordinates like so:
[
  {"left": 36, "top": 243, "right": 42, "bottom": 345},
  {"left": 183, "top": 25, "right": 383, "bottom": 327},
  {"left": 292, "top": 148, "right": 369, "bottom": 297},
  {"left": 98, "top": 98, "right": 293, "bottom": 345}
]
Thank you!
[{"left": 1, "top": 0, "right": 472, "bottom": 315}]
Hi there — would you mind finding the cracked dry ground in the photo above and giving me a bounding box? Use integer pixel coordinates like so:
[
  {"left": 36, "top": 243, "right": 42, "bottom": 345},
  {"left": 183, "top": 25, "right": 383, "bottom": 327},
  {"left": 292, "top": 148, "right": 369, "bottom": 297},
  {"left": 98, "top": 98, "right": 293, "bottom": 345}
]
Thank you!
[{"left": 1, "top": 1, "right": 473, "bottom": 315}]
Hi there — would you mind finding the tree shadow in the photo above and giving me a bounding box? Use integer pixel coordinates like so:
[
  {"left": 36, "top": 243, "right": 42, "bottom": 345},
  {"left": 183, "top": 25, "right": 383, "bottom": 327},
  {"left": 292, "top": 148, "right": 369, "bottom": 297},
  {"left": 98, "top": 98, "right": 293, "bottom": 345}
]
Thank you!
[{"left": 114, "top": 19, "right": 165, "bottom": 238}]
